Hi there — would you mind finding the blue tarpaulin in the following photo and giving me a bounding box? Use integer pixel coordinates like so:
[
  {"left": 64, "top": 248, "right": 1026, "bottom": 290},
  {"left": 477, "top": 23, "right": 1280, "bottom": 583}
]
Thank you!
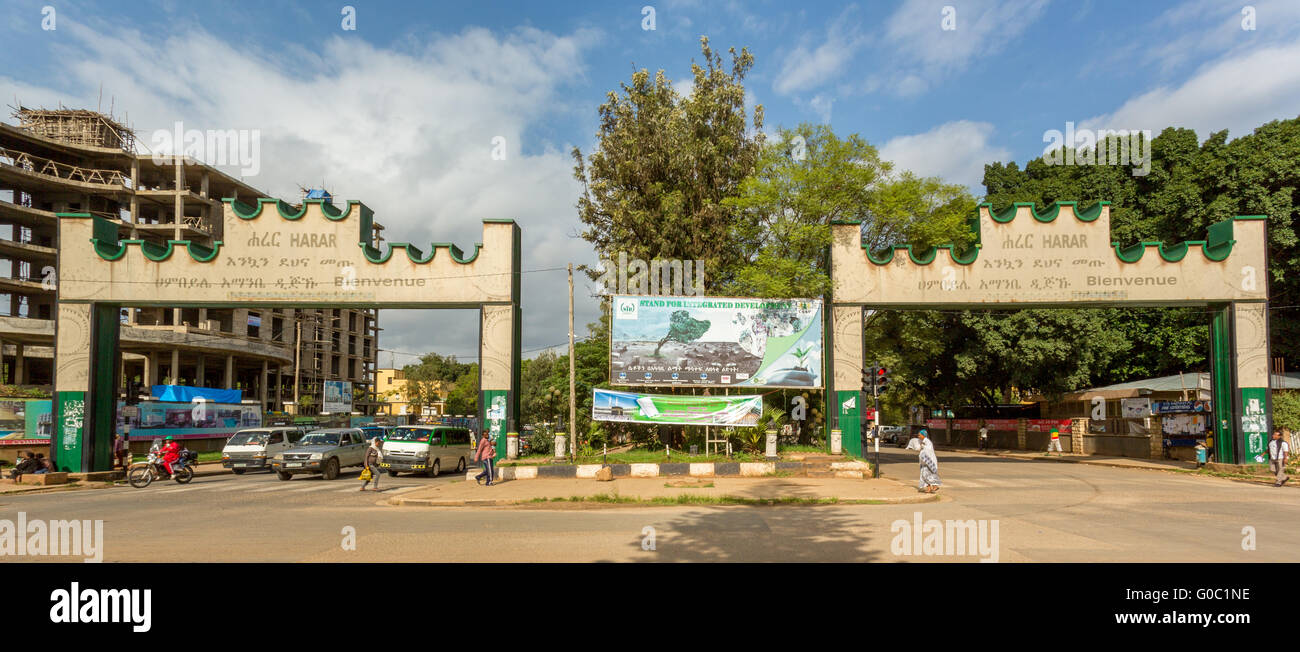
[{"left": 150, "top": 385, "right": 242, "bottom": 404}]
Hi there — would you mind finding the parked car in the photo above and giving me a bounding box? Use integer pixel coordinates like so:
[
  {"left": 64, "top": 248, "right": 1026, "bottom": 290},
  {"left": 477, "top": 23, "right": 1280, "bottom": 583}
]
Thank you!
[
  {"left": 359, "top": 425, "right": 388, "bottom": 443},
  {"left": 269, "top": 428, "right": 368, "bottom": 480},
  {"left": 379, "top": 425, "right": 474, "bottom": 477},
  {"left": 877, "top": 425, "right": 906, "bottom": 444},
  {"left": 222, "top": 427, "right": 304, "bottom": 474}
]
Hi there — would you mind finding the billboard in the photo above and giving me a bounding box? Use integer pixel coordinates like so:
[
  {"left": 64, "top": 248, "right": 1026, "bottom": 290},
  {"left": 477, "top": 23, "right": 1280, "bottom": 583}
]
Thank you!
[
  {"left": 592, "top": 389, "right": 762, "bottom": 427},
  {"left": 0, "top": 399, "right": 53, "bottom": 445},
  {"left": 120, "top": 400, "right": 262, "bottom": 441},
  {"left": 323, "top": 380, "right": 353, "bottom": 414},
  {"left": 610, "top": 295, "right": 822, "bottom": 388}
]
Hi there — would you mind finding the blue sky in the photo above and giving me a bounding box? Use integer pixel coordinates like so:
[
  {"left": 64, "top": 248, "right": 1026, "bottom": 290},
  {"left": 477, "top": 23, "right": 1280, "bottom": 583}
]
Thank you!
[{"left": 3, "top": 0, "right": 1299, "bottom": 363}]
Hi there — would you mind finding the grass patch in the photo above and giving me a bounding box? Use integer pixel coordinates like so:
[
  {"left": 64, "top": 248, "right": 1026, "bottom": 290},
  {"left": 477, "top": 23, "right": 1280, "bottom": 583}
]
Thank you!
[{"left": 664, "top": 481, "right": 714, "bottom": 488}]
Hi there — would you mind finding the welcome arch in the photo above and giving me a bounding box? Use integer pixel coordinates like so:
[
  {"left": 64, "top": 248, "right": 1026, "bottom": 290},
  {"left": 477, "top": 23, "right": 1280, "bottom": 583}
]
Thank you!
[
  {"left": 827, "top": 201, "right": 1270, "bottom": 464},
  {"left": 51, "top": 199, "right": 521, "bottom": 472}
]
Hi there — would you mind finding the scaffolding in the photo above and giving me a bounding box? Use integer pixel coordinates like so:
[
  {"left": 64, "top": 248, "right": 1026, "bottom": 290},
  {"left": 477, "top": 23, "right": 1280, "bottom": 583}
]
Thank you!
[{"left": 11, "top": 105, "right": 135, "bottom": 152}]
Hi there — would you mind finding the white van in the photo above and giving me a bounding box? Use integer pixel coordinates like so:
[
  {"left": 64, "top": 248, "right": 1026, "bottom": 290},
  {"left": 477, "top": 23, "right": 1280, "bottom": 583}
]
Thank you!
[
  {"left": 222, "top": 427, "right": 304, "bottom": 474},
  {"left": 380, "top": 425, "right": 474, "bottom": 477}
]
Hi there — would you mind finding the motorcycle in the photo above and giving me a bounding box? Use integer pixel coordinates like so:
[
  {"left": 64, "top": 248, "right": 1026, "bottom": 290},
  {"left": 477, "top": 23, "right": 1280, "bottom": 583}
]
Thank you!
[{"left": 128, "top": 448, "right": 197, "bottom": 488}]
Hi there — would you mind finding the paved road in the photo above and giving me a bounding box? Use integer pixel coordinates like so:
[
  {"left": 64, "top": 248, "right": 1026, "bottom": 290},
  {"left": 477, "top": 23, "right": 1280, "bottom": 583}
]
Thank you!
[{"left": 1, "top": 449, "right": 1296, "bottom": 562}]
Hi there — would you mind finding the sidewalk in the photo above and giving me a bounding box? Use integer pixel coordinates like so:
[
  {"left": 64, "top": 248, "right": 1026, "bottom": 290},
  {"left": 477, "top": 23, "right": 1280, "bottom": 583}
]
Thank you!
[{"left": 387, "top": 476, "right": 937, "bottom": 507}]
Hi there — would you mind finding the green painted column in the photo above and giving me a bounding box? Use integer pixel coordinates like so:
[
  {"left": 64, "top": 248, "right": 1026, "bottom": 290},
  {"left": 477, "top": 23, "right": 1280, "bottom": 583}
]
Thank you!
[
  {"left": 836, "top": 390, "right": 863, "bottom": 457},
  {"left": 52, "top": 301, "right": 120, "bottom": 472},
  {"left": 1209, "top": 304, "right": 1235, "bottom": 463}
]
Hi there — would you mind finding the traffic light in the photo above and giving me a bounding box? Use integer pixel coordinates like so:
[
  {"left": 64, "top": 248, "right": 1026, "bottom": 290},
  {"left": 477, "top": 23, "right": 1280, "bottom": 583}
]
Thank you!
[
  {"left": 876, "top": 367, "right": 891, "bottom": 393},
  {"left": 863, "top": 365, "right": 879, "bottom": 393}
]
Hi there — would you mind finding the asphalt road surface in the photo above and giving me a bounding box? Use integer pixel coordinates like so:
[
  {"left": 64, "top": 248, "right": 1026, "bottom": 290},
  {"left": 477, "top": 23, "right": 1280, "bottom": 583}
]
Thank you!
[{"left": 1, "top": 449, "right": 1295, "bottom": 562}]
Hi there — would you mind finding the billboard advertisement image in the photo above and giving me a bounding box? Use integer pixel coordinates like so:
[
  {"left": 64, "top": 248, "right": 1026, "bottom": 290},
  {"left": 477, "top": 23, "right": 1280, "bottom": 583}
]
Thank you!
[
  {"left": 610, "top": 295, "right": 823, "bottom": 388},
  {"left": 323, "top": 380, "right": 353, "bottom": 414},
  {"left": 121, "top": 400, "right": 262, "bottom": 441},
  {"left": 592, "top": 388, "right": 762, "bottom": 427}
]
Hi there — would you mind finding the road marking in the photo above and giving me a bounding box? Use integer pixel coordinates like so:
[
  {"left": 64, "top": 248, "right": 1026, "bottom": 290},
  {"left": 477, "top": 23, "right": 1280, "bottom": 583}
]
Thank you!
[
  {"left": 212, "top": 483, "right": 254, "bottom": 491},
  {"left": 289, "top": 483, "right": 340, "bottom": 492},
  {"left": 155, "top": 483, "right": 222, "bottom": 494},
  {"left": 942, "top": 478, "right": 984, "bottom": 488},
  {"left": 249, "top": 483, "right": 298, "bottom": 492}
]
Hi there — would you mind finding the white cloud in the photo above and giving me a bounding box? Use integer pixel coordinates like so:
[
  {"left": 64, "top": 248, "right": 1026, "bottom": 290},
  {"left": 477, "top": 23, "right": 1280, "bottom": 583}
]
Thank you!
[
  {"left": 773, "top": 7, "right": 868, "bottom": 95},
  {"left": 0, "top": 17, "right": 603, "bottom": 361},
  {"left": 808, "top": 94, "right": 833, "bottom": 123},
  {"left": 879, "top": 120, "right": 1010, "bottom": 194},
  {"left": 884, "top": 0, "right": 1047, "bottom": 68},
  {"left": 1079, "top": 40, "right": 1300, "bottom": 141},
  {"left": 872, "top": 0, "right": 1047, "bottom": 97}
]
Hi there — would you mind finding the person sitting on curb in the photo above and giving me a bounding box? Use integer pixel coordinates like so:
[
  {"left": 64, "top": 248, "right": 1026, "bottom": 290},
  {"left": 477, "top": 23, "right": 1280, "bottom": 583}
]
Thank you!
[
  {"left": 32, "top": 454, "right": 53, "bottom": 475},
  {"left": 9, "top": 451, "right": 40, "bottom": 481}
]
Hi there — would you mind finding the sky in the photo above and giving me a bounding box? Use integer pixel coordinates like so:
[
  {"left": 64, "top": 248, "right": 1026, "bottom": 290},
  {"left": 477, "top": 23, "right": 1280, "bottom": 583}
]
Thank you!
[{"left": 2, "top": 0, "right": 1298, "bottom": 368}]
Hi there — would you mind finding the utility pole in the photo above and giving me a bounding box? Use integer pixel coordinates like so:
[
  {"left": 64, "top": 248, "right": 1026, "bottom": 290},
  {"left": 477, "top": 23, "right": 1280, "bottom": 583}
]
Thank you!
[
  {"left": 568, "top": 263, "right": 576, "bottom": 463},
  {"left": 293, "top": 319, "right": 302, "bottom": 414}
]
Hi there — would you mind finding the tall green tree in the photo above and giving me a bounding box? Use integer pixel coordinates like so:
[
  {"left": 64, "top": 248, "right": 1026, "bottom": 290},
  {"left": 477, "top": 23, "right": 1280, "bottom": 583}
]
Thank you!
[
  {"left": 572, "top": 36, "right": 765, "bottom": 289},
  {"left": 723, "top": 123, "right": 976, "bottom": 298},
  {"left": 984, "top": 117, "right": 1300, "bottom": 371},
  {"left": 445, "top": 365, "right": 478, "bottom": 417}
]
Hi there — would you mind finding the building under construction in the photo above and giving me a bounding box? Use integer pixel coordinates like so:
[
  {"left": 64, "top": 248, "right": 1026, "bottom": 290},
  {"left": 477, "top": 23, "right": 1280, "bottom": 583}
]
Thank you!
[{"left": 0, "top": 106, "right": 379, "bottom": 414}]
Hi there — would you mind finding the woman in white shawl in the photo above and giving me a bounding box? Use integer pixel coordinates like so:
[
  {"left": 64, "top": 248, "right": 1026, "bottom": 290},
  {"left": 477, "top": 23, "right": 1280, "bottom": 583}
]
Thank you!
[{"left": 906, "top": 429, "right": 941, "bottom": 493}]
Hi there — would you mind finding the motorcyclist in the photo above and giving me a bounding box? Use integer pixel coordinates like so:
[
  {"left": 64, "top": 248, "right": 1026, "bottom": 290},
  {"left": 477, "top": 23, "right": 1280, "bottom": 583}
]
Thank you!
[{"left": 160, "top": 436, "right": 182, "bottom": 476}]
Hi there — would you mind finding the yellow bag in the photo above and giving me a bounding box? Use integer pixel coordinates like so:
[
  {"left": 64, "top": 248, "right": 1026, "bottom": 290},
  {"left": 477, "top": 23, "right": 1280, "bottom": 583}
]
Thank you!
[{"left": 359, "top": 467, "right": 372, "bottom": 481}]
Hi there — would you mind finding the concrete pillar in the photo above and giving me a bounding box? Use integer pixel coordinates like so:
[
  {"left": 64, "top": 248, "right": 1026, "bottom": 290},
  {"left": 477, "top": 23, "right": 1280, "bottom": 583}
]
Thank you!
[
  {"left": 260, "top": 360, "right": 268, "bottom": 409},
  {"left": 1073, "top": 417, "right": 1087, "bottom": 456},
  {"left": 195, "top": 356, "right": 205, "bottom": 387},
  {"left": 144, "top": 353, "right": 155, "bottom": 387},
  {"left": 170, "top": 348, "right": 180, "bottom": 385},
  {"left": 0, "top": 337, "right": 6, "bottom": 384},
  {"left": 130, "top": 158, "right": 140, "bottom": 239},
  {"left": 14, "top": 343, "right": 23, "bottom": 385},
  {"left": 199, "top": 308, "right": 208, "bottom": 330},
  {"left": 224, "top": 355, "right": 234, "bottom": 389},
  {"left": 1016, "top": 419, "right": 1027, "bottom": 450},
  {"left": 275, "top": 365, "right": 283, "bottom": 407}
]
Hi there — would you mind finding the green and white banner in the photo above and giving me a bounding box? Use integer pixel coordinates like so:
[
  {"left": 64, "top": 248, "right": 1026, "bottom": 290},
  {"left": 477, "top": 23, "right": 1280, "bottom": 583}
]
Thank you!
[
  {"left": 592, "top": 389, "right": 762, "bottom": 427},
  {"left": 610, "top": 295, "right": 823, "bottom": 388}
]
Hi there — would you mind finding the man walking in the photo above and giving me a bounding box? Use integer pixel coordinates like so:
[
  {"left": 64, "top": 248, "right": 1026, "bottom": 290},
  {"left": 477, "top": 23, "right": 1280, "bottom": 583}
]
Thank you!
[
  {"left": 474, "top": 430, "right": 496, "bottom": 486},
  {"left": 1269, "top": 430, "right": 1290, "bottom": 487},
  {"left": 1045, "top": 426, "right": 1064, "bottom": 456},
  {"left": 978, "top": 422, "right": 989, "bottom": 451}
]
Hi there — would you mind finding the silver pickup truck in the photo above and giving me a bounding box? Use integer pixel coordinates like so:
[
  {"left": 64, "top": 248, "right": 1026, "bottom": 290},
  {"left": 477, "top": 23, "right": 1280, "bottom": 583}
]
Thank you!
[{"left": 269, "top": 428, "right": 368, "bottom": 481}]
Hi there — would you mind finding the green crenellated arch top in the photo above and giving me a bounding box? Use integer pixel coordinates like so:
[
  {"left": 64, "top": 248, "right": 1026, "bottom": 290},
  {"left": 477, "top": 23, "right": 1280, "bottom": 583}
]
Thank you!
[
  {"left": 72, "top": 199, "right": 491, "bottom": 265},
  {"left": 838, "top": 201, "right": 1257, "bottom": 266}
]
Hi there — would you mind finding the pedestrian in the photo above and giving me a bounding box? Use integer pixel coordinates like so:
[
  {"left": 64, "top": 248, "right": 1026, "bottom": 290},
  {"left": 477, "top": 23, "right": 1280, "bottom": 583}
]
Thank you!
[
  {"left": 474, "top": 430, "right": 496, "bottom": 486},
  {"left": 9, "top": 451, "right": 38, "bottom": 481},
  {"left": 1269, "top": 430, "right": 1290, "bottom": 487},
  {"left": 113, "top": 434, "right": 131, "bottom": 469},
  {"left": 907, "top": 429, "right": 941, "bottom": 493},
  {"left": 1045, "top": 426, "right": 1064, "bottom": 456},
  {"left": 978, "top": 422, "right": 989, "bottom": 451},
  {"left": 360, "top": 437, "right": 382, "bottom": 492},
  {"left": 32, "top": 454, "right": 52, "bottom": 475}
]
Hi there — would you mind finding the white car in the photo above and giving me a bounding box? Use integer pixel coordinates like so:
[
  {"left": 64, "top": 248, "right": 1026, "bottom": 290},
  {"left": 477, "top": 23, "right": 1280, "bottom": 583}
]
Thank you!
[{"left": 221, "top": 427, "right": 304, "bottom": 474}]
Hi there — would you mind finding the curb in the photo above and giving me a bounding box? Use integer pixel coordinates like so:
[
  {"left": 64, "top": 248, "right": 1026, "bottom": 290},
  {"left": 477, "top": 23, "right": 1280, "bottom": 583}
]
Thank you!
[
  {"left": 387, "top": 492, "right": 940, "bottom": 508},
  {"left": 472, "top": 460, "right": 872, "bottom": 482},
  {"left": 943, "top": 448, "right": 1198, "bottom": 473}
]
